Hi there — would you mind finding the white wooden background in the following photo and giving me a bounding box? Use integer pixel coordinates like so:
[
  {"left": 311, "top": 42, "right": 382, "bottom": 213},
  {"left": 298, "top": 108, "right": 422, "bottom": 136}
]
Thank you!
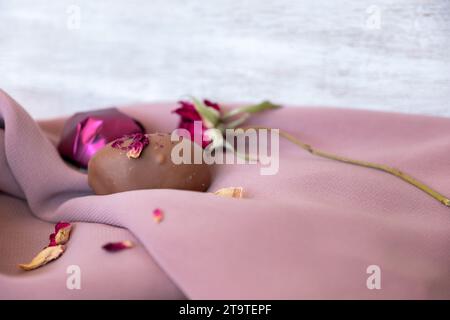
[{"left": 0, "top": 0, "right": 449, "bottom": 119}]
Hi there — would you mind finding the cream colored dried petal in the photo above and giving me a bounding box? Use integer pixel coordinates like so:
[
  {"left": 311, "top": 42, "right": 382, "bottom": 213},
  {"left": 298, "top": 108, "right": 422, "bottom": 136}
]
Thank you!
[
  {"left": 55, "top": 225, "right": 72, "bottom": 245},
  {"left": 126, "top": 148, "right": 142, "bottom": 159},
  {"left": 19, "top": 245, "right": 65, "bottom": 271},
  {"left": 122, "top": 240, "right": 134, "bottom": 248},
  {"left": 213, "top": 187, "right": 244, "bottom": 198}
]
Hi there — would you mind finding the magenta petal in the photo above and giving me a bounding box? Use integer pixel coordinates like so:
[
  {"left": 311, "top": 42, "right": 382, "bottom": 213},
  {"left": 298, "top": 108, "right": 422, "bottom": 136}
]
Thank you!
[
  {"left": 49, "top": 233, "right": 57, "bottom": 247},
  {"left": 48, "top": 222, "right": 72, "bottom": 247},
  {"left": 153, "top": 208, "right": 164, "bottom": 223},
  {"left": 204, "top": 99, "right": 221, "bottom": 111},
  {"left": 172, "top": 101, "right": 202, "bottom": 121},
  {"left": 58, "top": 108, "right": 145, "bottom": 168},
  {"left": 55, "top": 222, "right": 71, "bottom": 232},
  {"left": 111, "top": 133, "right": 150, "bottom": 159},
  {"left": 102, "top": 241, "right": 134, "bottom": 252}
]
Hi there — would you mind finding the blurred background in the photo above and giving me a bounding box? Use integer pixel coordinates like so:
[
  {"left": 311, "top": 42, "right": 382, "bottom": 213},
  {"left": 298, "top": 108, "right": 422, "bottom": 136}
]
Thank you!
[{"left": 0, "top": 0, "right": 449, "bottom": 118}]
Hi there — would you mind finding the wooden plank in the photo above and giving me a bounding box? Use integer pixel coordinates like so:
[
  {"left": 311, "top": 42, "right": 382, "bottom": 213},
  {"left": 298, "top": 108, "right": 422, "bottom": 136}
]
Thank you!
[{"left": 0, "top": 0, "right": 449, "bottom": 118}]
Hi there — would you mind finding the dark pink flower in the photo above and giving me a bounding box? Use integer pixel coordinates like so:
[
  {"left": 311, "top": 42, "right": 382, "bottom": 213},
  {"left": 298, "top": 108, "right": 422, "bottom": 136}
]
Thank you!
[{"left": 173, "top": 100, "right": 221, "bottom": 148}]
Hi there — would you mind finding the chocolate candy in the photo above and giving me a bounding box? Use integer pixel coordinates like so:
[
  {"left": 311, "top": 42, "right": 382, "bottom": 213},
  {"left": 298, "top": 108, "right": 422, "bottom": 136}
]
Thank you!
[{"left": 87, "top": 133, "right": 212, "bottom": 194}]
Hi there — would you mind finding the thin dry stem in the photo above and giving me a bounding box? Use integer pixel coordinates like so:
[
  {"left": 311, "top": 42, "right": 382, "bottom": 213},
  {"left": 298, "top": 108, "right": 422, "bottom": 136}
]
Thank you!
[{"left": 243, "top": 126, "right": 450, "bottom": 207}]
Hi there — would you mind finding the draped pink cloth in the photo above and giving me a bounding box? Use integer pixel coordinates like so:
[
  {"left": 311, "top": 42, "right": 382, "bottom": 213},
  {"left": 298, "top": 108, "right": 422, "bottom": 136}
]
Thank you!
[{"left": 0, "top": 89, "right": 449, "bottom": 299}]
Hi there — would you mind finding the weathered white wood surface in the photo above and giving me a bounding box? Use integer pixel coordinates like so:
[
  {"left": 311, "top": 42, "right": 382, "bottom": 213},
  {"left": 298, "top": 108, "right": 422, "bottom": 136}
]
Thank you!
[{"left": 0, "top": 0, "right": 449, "bottom": 118}]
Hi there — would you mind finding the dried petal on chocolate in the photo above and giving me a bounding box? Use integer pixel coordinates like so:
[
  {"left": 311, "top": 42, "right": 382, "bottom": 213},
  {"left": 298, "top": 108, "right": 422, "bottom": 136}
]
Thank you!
[
  {"left": 111, "top": 137, "right": 128, "bottom": 150},
  {"left": 49, "top": 222, "right": 72, "bottom": 247},
  {"left": 111, "top": 133, "right": 150, "bottom": 159},
  {"left": 102, "top": 240, "right": 134, "bottom": 252},
  {"left": 153, "top": 208, "right": 164, "bottom": 223},
  {"left": 127, "top": 141, "right": 145, "bottom": 159},
  {"left": 19, "top": 245, "right": 65, "bottom": 271},
  {"left": 213, "top": 187, "right": 244, "bottom": 198},
  {"left": 58, "top": 108, "right": 145, "bottom": 168}
]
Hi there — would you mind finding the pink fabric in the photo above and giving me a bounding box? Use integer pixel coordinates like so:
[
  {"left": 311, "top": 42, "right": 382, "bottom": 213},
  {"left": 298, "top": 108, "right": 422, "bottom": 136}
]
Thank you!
[{"left": 0, "top": 89, "right": 449, "bottom": 299}]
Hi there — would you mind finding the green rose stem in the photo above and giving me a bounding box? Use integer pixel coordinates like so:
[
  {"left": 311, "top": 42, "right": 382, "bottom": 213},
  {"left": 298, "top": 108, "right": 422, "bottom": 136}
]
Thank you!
[
  {"left": 222, "top": 101, "right": 281, "bottom": 121},
  {"left": 241, "top": 125, "right": 450, "bottom": 207},
  {"left": 193, "top": 98, "right": 449, "bottom": 206},
  {"left": 193, "top": 99, "right": 278, "bottom": 162}
]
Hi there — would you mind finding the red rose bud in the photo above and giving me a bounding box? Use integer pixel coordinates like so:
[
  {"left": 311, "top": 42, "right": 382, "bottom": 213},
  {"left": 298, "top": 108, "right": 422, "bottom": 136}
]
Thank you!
[
  {"left": 58, "top": 108, "right": 145, "bottom": 168},
  {"left": 173, "top": 98, "right": 280, "bottom": 149},
  {"left": 172, "top": 99, "right": 221, "bottom": 148}
]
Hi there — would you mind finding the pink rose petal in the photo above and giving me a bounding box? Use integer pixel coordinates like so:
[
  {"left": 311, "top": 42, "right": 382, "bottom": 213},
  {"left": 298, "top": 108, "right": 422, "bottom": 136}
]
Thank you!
[
  {"left": 49, "top": 222, "right": 72, "bottom": 247},
  {"left": 153, "top": 208, "right": 164, "bottom": 223},
  {"left": 102, "top": 240, "right": 134, "bottom": 252},
  {"left": 19, "top": 222, "right": 73, "bottom": 271},
  {"left": 112, "top": 133, "right": 150, "bottom": 159}
]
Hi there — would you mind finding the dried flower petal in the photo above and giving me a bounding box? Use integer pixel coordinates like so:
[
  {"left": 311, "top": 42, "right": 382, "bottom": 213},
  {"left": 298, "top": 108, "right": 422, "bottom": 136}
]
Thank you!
[
  {"left": 102, "top": 240, "right": 134, "bottom": 252},
  {"left": 49, "top": 222, "right": 72, "bottom": 247},
  {"left": 111, "top": 138, "right": 125, "bottom": 149},
  {"left": 19, "top": 245, "right": 65, "bottom": 271},
  {"left": 153, "top": 208, "right": 164, "bottom": 223},
  {"left": 112, "top": 133, "right": 150, "bottom": 159},
  {"left": 213, "top": 187, "right": 244, "bottom": 198},
  {"left": 126, "top": 141, "right": 144, "bottom": 159},
  {"left": 18, "top": 222, "right": 72, "bottom": 271}
]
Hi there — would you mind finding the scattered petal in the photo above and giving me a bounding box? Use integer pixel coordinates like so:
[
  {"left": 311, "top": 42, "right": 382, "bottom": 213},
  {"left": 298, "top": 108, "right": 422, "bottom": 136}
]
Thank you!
[
  {"left": 18, "top": 222, "right": 73, "bottom": 271},
  {"left": 153, "top": 208, "right": 164, "bottom": 223},
  {"left": 49, "top": 222, "right": 72, "bottom": 247},
  {"left": 213, "top": 187, "right": 244, "bottom": 198},
  {"left": 19, "top": 245, "right": 65, "bottom": 271},
  {"left": 102, "top": 240, "right": 134, "bottom": 252}
]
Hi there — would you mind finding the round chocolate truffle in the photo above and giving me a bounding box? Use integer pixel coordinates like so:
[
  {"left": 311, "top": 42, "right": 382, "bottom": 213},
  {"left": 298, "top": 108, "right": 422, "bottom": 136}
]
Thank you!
[{"left": 88, "top": 133, "right": 212, "bottom": 195}]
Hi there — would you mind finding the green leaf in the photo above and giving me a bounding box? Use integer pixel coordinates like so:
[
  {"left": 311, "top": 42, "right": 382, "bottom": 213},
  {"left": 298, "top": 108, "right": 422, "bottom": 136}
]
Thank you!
[
  {"left": 224, "top": 113, "right": 250, "bottom": 129},
  {"left": 192, "top": 97, "right": 220, "bottom": 128},
  {"left": 239, "top": 100, "right": 281, "bottom": 114},
  {"left": 222, "top": 100, "right": 281, "bottom": 120}
]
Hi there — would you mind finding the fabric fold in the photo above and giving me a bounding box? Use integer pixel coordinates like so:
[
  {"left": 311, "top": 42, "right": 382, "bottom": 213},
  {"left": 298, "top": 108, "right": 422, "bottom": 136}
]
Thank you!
[{"left": 0, "top": 89, "right": 449, "bottom": 299}]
